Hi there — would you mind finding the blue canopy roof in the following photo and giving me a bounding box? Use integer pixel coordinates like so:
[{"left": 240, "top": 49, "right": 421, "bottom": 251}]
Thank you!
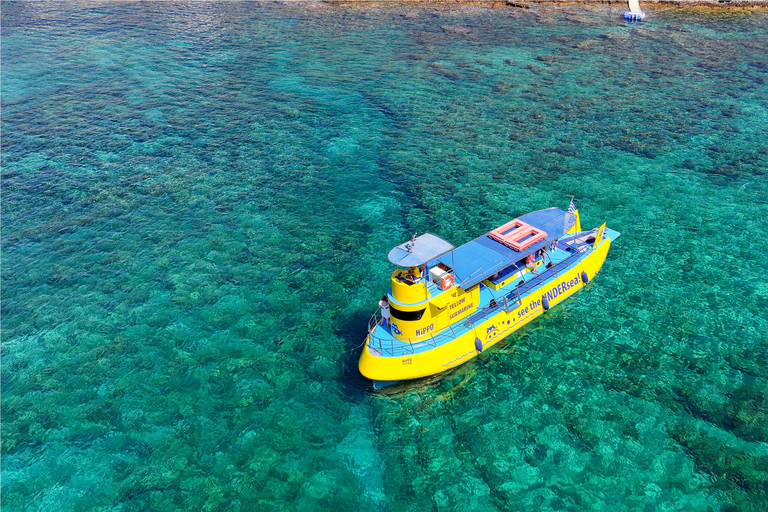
[
  {"left": 388, "top": 233, "right": 455, "bottom": 267},
  {"left": 441, "top": 208, "right": 576, "bottom": 289}
]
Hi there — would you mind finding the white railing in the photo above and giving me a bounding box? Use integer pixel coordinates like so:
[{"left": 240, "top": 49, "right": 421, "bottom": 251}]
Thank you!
[{"left": 365, "top": 240, "right": 592, "bottom": 358}]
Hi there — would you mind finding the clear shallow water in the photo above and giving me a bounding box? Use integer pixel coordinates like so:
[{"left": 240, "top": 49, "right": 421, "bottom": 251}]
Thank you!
[{"left": 2, "top": 1, "right": 768, "bottom": 510}]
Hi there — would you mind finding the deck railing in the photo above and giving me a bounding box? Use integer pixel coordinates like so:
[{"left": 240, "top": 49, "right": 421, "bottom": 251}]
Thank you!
[
  {"left": 366, "top": 239, "right": 591, "bottom": 358},
  {"left": 366, "top": 312, "right": 459, "bottom": 358}
]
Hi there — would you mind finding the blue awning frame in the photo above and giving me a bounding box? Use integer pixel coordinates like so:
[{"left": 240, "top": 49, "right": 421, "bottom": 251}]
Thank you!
[{"left": 438, "top": 208, "right": 576, "bottom": 290}]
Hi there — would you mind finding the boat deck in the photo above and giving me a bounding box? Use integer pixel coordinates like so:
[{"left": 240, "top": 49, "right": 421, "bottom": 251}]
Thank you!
[{"left": 368, "top": 237, "right": 591, "bottom": 358}]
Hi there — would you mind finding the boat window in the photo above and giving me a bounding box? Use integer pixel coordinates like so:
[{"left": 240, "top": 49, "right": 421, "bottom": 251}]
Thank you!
[{"left": 390, "top": 306, "right": 426, "bottom": 321}]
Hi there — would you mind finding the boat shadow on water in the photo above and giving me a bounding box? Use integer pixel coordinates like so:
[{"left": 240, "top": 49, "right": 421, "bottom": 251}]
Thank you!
[{"left": 334, "top": 308, "right": 379, "bottom": 398}]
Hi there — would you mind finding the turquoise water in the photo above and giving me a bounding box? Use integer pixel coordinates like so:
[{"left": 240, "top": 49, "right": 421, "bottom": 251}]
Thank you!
[{"left": 2, "top": 1, "right": 768, "bottom": 510}]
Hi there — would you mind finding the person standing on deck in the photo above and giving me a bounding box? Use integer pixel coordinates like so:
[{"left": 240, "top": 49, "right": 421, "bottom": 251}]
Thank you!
[{"left": 379, "top": 296, "right": 391, "bottom": 327}]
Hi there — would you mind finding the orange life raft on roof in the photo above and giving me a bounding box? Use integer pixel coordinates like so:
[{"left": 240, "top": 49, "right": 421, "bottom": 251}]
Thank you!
[{"left": 488, "top": 219, "right": 547, "bottom": 252}]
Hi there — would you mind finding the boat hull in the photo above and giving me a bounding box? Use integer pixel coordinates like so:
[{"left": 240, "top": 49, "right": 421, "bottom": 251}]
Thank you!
[{"left": 359, "top": 235, "right": 612, "bottom": 382}]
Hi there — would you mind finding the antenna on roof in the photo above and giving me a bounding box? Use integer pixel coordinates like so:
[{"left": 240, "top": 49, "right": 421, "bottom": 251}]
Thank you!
[{"left": 405, "top": 232, "right": 418, "bottom": 253}]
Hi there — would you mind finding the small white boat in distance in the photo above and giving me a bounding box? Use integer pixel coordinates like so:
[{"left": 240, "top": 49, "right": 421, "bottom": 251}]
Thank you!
[{"left": 625, "top": 0, "right": 646, "bottom": 21}]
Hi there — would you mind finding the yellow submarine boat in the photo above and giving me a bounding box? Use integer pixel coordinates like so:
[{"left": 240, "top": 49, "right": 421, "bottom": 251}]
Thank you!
[{"left": 359, "top": 204, "right": 620, "bottom": 389}]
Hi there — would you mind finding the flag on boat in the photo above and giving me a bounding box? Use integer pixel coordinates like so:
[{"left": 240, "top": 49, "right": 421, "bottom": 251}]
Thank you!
[
  {"left": 594, "top": 222, "right": 607, "bottom": 248},
  {"left": 567, "top": 199, "right": 576, "bottom": 215}
]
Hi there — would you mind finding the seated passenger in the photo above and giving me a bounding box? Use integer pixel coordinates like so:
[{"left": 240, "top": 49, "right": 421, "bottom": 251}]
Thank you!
[
  {"left": 525, "top": 254, "right": 539, "bottom": 275},
  {"left": 405, "top": 266, "right": 421, "bottom": 283}
]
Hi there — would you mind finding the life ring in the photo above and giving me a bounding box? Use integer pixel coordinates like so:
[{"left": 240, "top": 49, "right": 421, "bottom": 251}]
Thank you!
[{"left": 441, "top": 274, "right": 454, "bottom": 290}]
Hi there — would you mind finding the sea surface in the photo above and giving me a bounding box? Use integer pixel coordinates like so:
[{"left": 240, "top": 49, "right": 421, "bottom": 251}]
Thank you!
[{"left": 2, "top": 1, "right": 768, "bottom": 510}]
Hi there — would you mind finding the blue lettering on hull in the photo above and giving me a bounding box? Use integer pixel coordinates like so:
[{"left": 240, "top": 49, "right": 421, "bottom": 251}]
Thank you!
[
  {"left": 415, "top": 324, "right": 434, "bottom": 337},
  {"left": 546, "top": 273, "right": 581, "bottom": 303},
  {"left": 518, "top": 273, "right": 582, "bottom": 317},
  {"left": 449, "top": 302, "right": 474, "bottom": 319}
]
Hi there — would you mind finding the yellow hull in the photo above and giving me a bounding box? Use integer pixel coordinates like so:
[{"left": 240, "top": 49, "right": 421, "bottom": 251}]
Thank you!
[{"left": 359, "top": 235, "right": 612, "bottom": 382}]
